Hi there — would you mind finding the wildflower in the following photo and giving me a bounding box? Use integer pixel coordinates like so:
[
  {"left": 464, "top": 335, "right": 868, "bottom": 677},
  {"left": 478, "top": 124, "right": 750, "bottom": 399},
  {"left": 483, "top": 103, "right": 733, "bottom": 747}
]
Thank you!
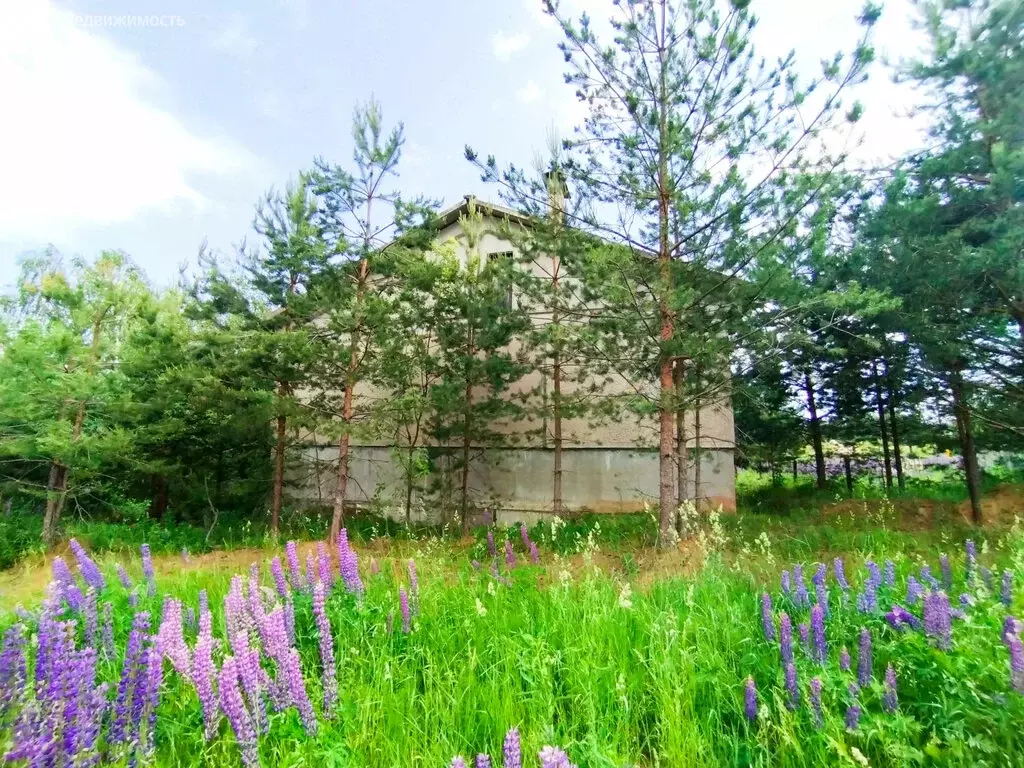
[
  {"left": 101, "top": 601, "right": 115, "bottom": 659},
  {"left": 305, "top": 554, "right": 315, "bottom": 591},
  {"left": 1002, "top": 616, "right": 1019, "bottom": 644},
  {"left": 191, "top": 632, "right": 218, "bottom": 739},
  {"left": 281, "top": 647, "right": 318, "bottom": 734},
  {"left": 884, "top": 604, "right": 921, "bottom": 632},
  {"left": 408, "top": 559, "right": 419, "bottom": 613},
  {"left": 370, "top": 558, "right": 380, "bottom": 576},
  {"left": 780, "top": 612, "right": 793, "bottom": 665},
  {"left": 920, "top": 564, "right": 939, "bottom": 590},
  {"left": 940, "top": 554, "right": 952, "bottom": 590},
  {"left": 109, "top": 611, "right": 150, "bottom": 747},
  {"left": 529, "top": 541, "right": 540, "bottom": 564},
  {"left": 158, "top": 597, "right": 191, "bottom": 676},
  {"left": 505, "top": 539, "right": 516, "bottom": 569},
  {"left": 883, "top": 664, "right": 898, "bottom": 712},
  {"left": 798, "top": 622, "right": 809, "bottom": 651},
  {"left": 477, "top": 756, "right": 492, "bottom": 768},
  {"left": 452, "top": 758, "right": 468, "bottom": 768},
  {"left": 538, "top": 746, "right": 575, "bottom": 768},
  {"left": 982, "top": 566, "right": 994, "bottom": 592},
  {"left": 386, "top": 611, "right": 394, "bottom": 634},
  {"left": 794, "top": 565, "right": 809, "bottom": 607},
  {"left": 218, "top": 656, "right": 259, "bottom": 768},
  {"left": 140, "top": 544, "right": 156, "bottom": 596},
  {"left": 865, "top": 560, "right": 881, "bottom": 586},
  {"left": 850, "top": 747, "right": 870, "bottom": 767},
  {"left": 857, "top": 628, "right": 872, "bottom": 687},
  {"left": 781, "top": 569, "right": 792, "bottom": 596},
  {"left": 338, "top": 530, "right": 364, "bottom": 594},
  {"left": 503, "top": 727, "right": 522, "bottom": 768},
  {"left": 520, "top": 523, "right": 531, "bottom": 549},
  {"left": 117, "top": 564, "right": 133, "bottom": 591},
  {"left": 1001, "top": 570, "right": 1013, "bottom": 607},
  {"left": 785, "top": 662, "right": 799, "bottom": 710},
  {"left": 475, "top": 598, "right": 487, "bottom": 617},
  {"left": 923, "top": 591, "right": 952, "bottom": 650},
  {"left": 317, "top": 542, "right": 332, "bottom": 587},
  {"left": 834, "top": 558, "right": 850, "bottom": 590},
  {"left": 69, "top": 539, "right": 106, "bottom": 592},
  {"left": 1009, "top": 636, "right": 1024, "bottom": 694},
  {"left": 231, "top": 632, "right": 267, "bottom": 734},
  {"left": 812, "top": 563, "right": 826, "bottom": 587},
  {"left": 840, "top": 646, "right": 851, "bottom": 672},
  {"left": 313, "top": 582, "right": 338, "bottom": 717},
  {"left": 744, "top": 676, "right": 758, "bottom": 722},
  {"left": 52, "top": 557, "right": 84, "bottom": 611},
  {"left": 815, "top": 580, "right": 829, "bottom": 618},
  {"left": 883, "top": 559, "right": 895, "bottom": 587},
  {"left": 810, "top": 604, "right": 827, "bottom": 664},
  {"left": 399, "top": 587, "right": 411, "bottom": 634},
  {"left": 809, "top": 677, "right": 823, "bottom": 728},
  {"left": 959, "top": 593, "right": 974, "bottom": 608},
  {"left": 845, "top": 703, "right": 861, "bottom": 731},
  {"left": 285, "top": 541, "right": 302, "bottom": 588},
  {"left": 271, "top": 557, "right": 289, "bottom": 599},
  {"left": 761, "top": 592, "right": 775, "bottom": 641},
  {"left": 0, "top": 625, "right": 26, "bottom": 719},
  {"left": 617, "top": 582, "right": 633, "bottom": 609},
  {"left": 906, "top": 576, "right": 923, "bottom": 605},
  {"left": 83, "top": 588, "right": 98, "bottom": 647},
  {"left": 487, "top": 530, "right": 497, "bottom": 558}
]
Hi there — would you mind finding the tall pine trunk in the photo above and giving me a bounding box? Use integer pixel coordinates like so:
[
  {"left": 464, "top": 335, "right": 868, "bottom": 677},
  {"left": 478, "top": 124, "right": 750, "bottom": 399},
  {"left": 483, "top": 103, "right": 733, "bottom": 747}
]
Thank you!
[
  {"left": 872, "top": 361, "right": 893, "bottom": 489},
  {"left": 673, "top": 362, "right": 688, "bottom": 535},
  {"left": 803, "top": 371, "right": 827, "bottom": 490},
  {"left": 950, "top": 370, "right": 983, "bottom": 524},
  {"left": 551, "top": 252, "right": 564, "bottom": 517},
  {"left": 885, "top": 365, "right": 906, "bottom": 490},
  {"left": 693, "top": 396, "right": 702, "bottom": 509},
  {"left": 271, "top": 409, "right": 286, "bottom": 535}
]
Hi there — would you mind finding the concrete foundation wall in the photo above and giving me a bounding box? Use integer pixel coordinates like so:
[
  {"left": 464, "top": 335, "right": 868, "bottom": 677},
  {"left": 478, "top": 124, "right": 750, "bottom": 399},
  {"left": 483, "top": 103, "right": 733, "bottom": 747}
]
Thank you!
[{"left": 290, "top": 445, "right": 735, "bottom": 525}]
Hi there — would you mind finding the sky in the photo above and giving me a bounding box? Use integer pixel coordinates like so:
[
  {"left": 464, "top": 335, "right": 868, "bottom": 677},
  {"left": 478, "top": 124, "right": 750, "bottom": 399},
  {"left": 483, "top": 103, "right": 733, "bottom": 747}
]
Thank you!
[{"left": 0, "top": 0, "right": 932, "bottom": 289}]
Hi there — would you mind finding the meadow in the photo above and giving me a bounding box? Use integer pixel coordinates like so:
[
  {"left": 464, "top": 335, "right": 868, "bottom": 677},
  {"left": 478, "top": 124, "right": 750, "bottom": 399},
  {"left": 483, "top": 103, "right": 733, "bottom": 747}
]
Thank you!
[{"left": 1, "top": 491, "right": 1023, "bottom": 767}]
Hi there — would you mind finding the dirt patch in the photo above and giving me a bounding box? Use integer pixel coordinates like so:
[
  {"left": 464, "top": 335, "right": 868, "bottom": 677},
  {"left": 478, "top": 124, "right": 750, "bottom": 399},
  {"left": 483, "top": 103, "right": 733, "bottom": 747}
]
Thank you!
[{"left": 959, "top": 484, "right": 1024, "bottom": 526}]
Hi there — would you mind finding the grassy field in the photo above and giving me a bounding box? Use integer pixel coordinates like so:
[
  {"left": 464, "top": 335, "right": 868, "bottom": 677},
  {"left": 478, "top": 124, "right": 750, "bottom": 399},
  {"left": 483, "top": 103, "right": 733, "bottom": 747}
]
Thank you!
[{"left": 1, "top": 491, "right": 1023, "bottom": 766}]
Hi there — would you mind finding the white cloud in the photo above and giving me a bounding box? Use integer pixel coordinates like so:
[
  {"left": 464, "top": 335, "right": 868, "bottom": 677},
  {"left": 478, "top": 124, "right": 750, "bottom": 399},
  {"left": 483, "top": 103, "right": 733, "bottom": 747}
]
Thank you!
[
  {"left": 209, "top": 13, "right": 260, "bottom": 58},
  {"left": 517, "top": 81, "right": 544, "bottom": 104},
  {"left": 0, "top": 1, "right": 258, "bottom": 243},
  {"left": 493, "top": 30, "right": 531, "bottom": 61}
]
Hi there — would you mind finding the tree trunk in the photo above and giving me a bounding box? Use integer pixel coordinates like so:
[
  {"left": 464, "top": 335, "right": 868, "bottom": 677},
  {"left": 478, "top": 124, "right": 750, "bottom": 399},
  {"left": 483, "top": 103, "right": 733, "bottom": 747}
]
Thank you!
[
  {"left": 551, "top": 257, "right": 564, "bottom": 518},
  {"left": 271, "top": 410, "right": 286, "bottom": 536},
  {"left": 673, "top": 362, "right": 688, "bottom": 535},
  {"left": 803, "top": 371, "right": 827, "bottom": 489},
  {"left": 885, "top": 366, "right": 906, "bottom": 490},
  {"left": 42, "top": 460, "right": 66, "bottom": 547},
  {"left": 460, "top": 377, "right": 474, "bottom": 533},
  {"left": 329, "top": 383, "right": 353, "bottom": 544},
  {"left": 950, "top": 371, "right": 983, "bottom": 524},
  {"left": 844, "top": 456, "right": 853, "bottom": 493},
  {"left": 148, "top": 475, "right": 169, "bottom": 520},
  {"left": 872, "top": 361, "right": 893, "bottom": 489}
]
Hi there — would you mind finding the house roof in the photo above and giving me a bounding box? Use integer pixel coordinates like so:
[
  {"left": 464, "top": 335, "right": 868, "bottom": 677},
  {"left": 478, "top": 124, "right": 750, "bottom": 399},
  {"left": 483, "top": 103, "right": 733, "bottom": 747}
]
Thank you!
[{"left": 433, "top": 194, "right": 536, "bottom": 231}]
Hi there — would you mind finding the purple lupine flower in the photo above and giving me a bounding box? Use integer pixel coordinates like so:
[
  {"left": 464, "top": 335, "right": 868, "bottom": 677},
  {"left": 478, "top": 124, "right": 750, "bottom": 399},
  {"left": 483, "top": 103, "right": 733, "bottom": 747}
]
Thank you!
[
  {"left": 505, "top": 539, "right": 516, "bottom": 569},
  {"left": 52, "top": 557, "right": 84, "bottom": 610},
  {"left": 285, "top": 541, "right": 302, "bottom": 588},
  {"left": 452, "top": 757, "right": 468, "bottom": 768},
  {"left": 781, "top": 569, "right": 792, "bottom": 596},
  {"left": 317, "top": 542, "right": 332, "bottom": 587},
  {"left": 923, "top": 591, "right": 952, "bottom": 650},
  {"left": 218, "top": 656, "right": 259, "bottom": 768},
  {"left": 857, "top": 628, "right": 872, "bottom": 687},
  {"left": 965, "top": 540, "right": 977, "bottom": 583},
  {"left": 313, "top": 582, "right": 338, "bottom": 717},
  {"left": 815, "top": 579, "right": 829, "bottom": 618},
  {"left": 885, "top": 604, "right": 921, "bottom": 632},
  {"left": 140, "top": 544, "right": 156, "bottom": 596},
  {"left": 271, "top": 557, "right": 289, "bottom": 599},
  {"left": 840, "top": 646, "right": 851, "bottom": 672},
  {"left": 117, "top": 564, "right": 133, "bottom": 591},
  {"left": 231, "top": 632, "right": 267, "bottom": 734},
  {"left": 158, "top": 597, "right": 191, "bottom": 676},
  {"left": 779, "top": 612, "right": 793, "bottom": 665},
  {"left": 399, "top": 587, "right": 411, "bottom": 634},
  {"left": 370, "top": 558, "right": 379, "bottom": 576},
  {"left": 487, "top": 530, "right": 497, "bottom": 558},
  {"left": 810, "top": 677, "right": 823, "bottom": 728},
  {"left": 184, "top": 606, "right": 196, "bottom": 633},
  {"left": 959, "top": 593, "right": 974, "bottom": 608},
  {"left": 794, "top": 565, "right": 809, "bottom": 608},
  {"left": 845, "top": 703, "right": 861, "bottom": 731},
  {"left": 906, "top": 576, "right": 923, "bottom": 605},
  {"left": 883, "top": 664, "right": 898, "bottom": 712},
  {"left": 1002, "top": 616, "right": 1019, "bottom": 645},
  {"left": 306, "top": 554, "right": 316, "bottom": 591},
  {"left": 858, "top": 577, "right": 878, "bottom": 614},
  {"left": 833, "top": 558, "right": 849, "bottom": 590},
  {"left": 939, "top": 554, "right": 952, "bottom": 590},
  {"left": 784, "top": 662, "right": 799, "bottom": 710},
  {"left": 812, "top": 563, "right": 826, "bottom": 588},
  {"left": 520, "top": 523, "right": 531, "bottom": 549},
  {"left": 281, "top": 647, "right": 318, "bottom": 734},
  {"left": 503, "top": 727, "right": 522, "bottom": 768},
  {"left": 920, "top": 564, "right": 939, "bottom": 590},
  {"left": 538, "top": 747, "right": 575, "bottom": 768},
  {"left": 70, "top": 539, "right": 106, "bottom": 592},
  {"left": 477, "top": 755, "right": 492, "bottom": 768},
  {"left": 810, "top": 604, "right": 826, "bottom": 664},
  {"left": 78, "top": 678, "right": 109, "bottom": 768},
  {"left": 744, "top": 676, "right": 758, "bottom": 722},
  {"left": 761, "top": 593, "right": 775, "bottom": 641},
  {"left": 408, "top": 559, "right": 419, "bottom": 613},
  {"left": 284, "top": 596, "right": 296, "bottom": 646},
  {"left": 798, "top": 622, "right": 809, "bottom": 651},
  {"left": 198, "top": 590, "right": 211, "bottom": 636},
  {"left": 101, "top": 601, "right": 115, "bottom": 659},
  {"left": 139, "top": 636, "right": 165, "bottom": 762},
  {"left": 0, "top": 624, "right": 26, "bottom": 718},
  {"left": 982, "top": 566, "right": 994, "bottom": 593},
  {"left": 1001, "top": 570, "right": 1013, "bottom": 607},
  {"left": 84, "top": 588, "right": 99, "bottom": 647},
  {"left": 224, "top": 576, "right": 248, "bottom": 642},
  {"left": 883, "top": 560, "right": 895, "bottom": 587},
  {"left": 191, "top": 633, "right": 219, "bottom": 739},
  {"left": 866, "top": 560, "right": 881, "bottom": 587},
  {"left": 110, "top": 611, "right": 150, "bottom": 747},
  {"left": 1009, "top": 636, "right": 1024, "bottom": 694},
  {"left": 338, "top": 531, "right": 364, "bottom": 594},
  {"left": 529, "top": 541, "right": 540, "bottom": 564}
]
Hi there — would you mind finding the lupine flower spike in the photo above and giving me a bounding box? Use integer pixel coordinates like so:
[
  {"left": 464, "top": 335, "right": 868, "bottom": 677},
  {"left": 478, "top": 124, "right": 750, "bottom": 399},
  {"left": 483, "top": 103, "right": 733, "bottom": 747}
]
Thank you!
[{"left": 744, "top": 677, "right": 758, "bottom": 722}]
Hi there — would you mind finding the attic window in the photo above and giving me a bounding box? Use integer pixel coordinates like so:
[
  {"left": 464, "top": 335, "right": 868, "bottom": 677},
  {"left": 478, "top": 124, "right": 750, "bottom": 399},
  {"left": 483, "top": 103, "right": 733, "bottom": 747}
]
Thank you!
[{"left": 488, "top": 251, "right": 515, "bottom": 310}]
